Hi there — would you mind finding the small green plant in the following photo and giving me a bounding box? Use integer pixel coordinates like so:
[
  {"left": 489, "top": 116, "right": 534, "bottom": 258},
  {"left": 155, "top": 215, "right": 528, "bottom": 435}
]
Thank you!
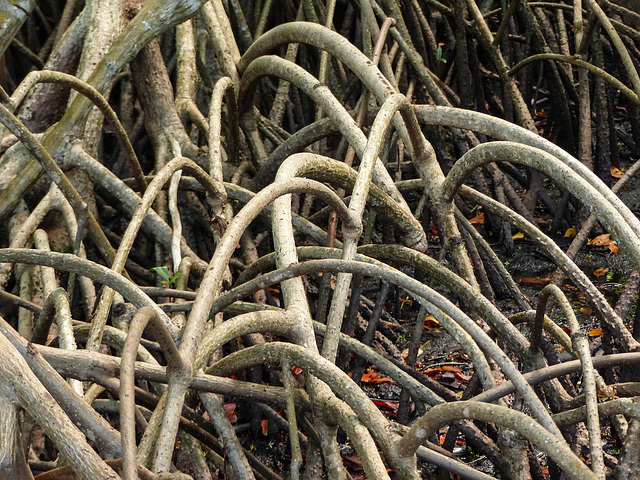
[
  {"left": 436, "top": 45, "right": 447, "bottom": 63},
  {"left": 150, "top": 266, "right": 182, "bottom": 286}
]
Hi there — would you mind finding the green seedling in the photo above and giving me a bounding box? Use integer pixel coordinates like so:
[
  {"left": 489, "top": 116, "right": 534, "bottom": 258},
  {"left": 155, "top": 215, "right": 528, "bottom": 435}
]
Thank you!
[
  {"left": 436, "top": 45, "right": 447, "bottom": 63},
  {"left": 150, "top": 266, "right": 182, "bottom": 286}
]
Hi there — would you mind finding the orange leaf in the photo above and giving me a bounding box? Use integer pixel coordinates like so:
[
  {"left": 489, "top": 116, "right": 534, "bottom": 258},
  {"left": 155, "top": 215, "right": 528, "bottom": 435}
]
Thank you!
[
  {"left": 424, "top": 366, "right": 462, "bottom": 375},
  {"left": 512, "top": 231, "right": 525, "bottom": 240},
  {"left": 588, "top": 234, "right": 612, "bottom": 246},
  {"left": 469, "top": 212, "right": 484, "bottom": 224},
  {"left": 374, "top": 376, "right": 394, "bottom": 384},
  {"left": 588, "top": 328, "right": 603, "bottom": 337},
  {"left": 442, "top": 365, "right": 462, "bottom": 372},
  {"left": 267, "top": 286, "right": 281, "bottom": 297},
  {"left": 261, "top": 419, "right": 269, "bottom": 436},
  {"left": 454, "top": 371, "right": 471, "bottom": 382},
  {"left": 291, "top": 365, "right": 303, "bottom": 375},
  {"left": 362, "top": 368, "right": 393, "bottom": 384},
  {"left": 424, "top": 314, "right": 441, "bottom": 329},
  {"left": 360, "top": 370, "right": 378, "bottom": 383},
  {"left": 564, "top": 227, "right": 577, "bottom": 238},
  {"left": 608, "top": 243, "right": 619, "bottom": 254},
  {"left": 593, "top": 267, "right": 609, "bottom": 277},
  {"left": 610, "top": 166, "right": 624, "bottom": 178},
  {"left": 519, "top": 277, "right": 551, "bottom": 284}
]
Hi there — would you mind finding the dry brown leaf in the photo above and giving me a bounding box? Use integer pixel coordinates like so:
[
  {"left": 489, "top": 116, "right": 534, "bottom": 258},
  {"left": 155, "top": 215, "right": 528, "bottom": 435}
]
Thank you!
[
  {"left": 610, "top": 166, "right": 624, "bottom": 178},
  {"left": 593, "top": 267, "right": 609, "bottom": 277},
  {"left": 469, "top": 212, "right": 484, "bottom": 224},
  {"left": 588, "top": 234, "right": 613, "bottom": 246},
  {"left": 424, "top": 314, "right": 441, "bottom": 329},
  {"left": 519, "top": 277, "right": 551, "bottom": 284}
]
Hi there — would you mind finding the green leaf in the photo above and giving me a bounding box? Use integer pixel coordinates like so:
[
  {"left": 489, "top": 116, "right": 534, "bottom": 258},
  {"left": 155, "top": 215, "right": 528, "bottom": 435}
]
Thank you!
[
  {"left": 151, "top": 267, "right": 182, "bottom": 286},
  {"left": 150, "top": 266, "right": 171, "bottom": 282}
]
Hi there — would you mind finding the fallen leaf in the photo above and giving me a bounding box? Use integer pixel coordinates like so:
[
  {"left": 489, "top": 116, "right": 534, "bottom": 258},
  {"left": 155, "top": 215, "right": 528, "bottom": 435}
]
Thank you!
[
  {"left": 580, "top": 307, "right": 593, "bottom": 315},
  {"left": 267, "top": 286, "right": 281, "bottom": 297},
  {"left": 423, "top": 366, "right": 462, "bottom": 376},
  {"left": 512, "top": 231, "right": 524, "bottom": 240},
  {"left": 588, "top": 234, "right": 613, "bottom": 246},
  {"left": 454, "top": 371, "right": 471, "bottom": 382},
  {"left": 417, "top": 340, "right": 432, "bottom": 357},
  {"left": 361, "top": 369, "right": 394, "bottom": 384},
  {"left": 381, "top": 320, "right": 399, "bottom": 329},
  {"left": 372, "top": 399, "right": 399, "bottom": 411},
  {"left": 535, "top": 218, "right": 551, "bottom": 228},
  {"left": 519, "top": 277, "right": 551, "bottom": 284},
  {"left": 261, "top": 419, "right": 269, "bottom": 436},
  {"left": 608, "top": 243, "right": 619, "bottom": 254},
  {"left": 593, "top": 267, "right": 609, "bottom": 277},
  {"left": 469, "top": 212, "right": 484, "bottom": 224},
  {"left": 424, "top": 314, "right": 441, "bottom": 329},
  {"left": 291, "top": 365, "right": 303, "bottom": 375},
  {"left": 360, "top": 370, "right": 378, "bottom": 383},
  {"left": 442, "top": 365, "right": 462, "bottom": 371},
  {"left": 588, "top": 328, "right": 603, "bottom": 337},
  {"left": 564, "top": 227, "right": 577, "bottom": 238},
  {"left": 610, "top": 166, "right": 624, "bottom": 178},
  {"left": 374, "top": 376, "right": 394, "bottom": 384}
]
